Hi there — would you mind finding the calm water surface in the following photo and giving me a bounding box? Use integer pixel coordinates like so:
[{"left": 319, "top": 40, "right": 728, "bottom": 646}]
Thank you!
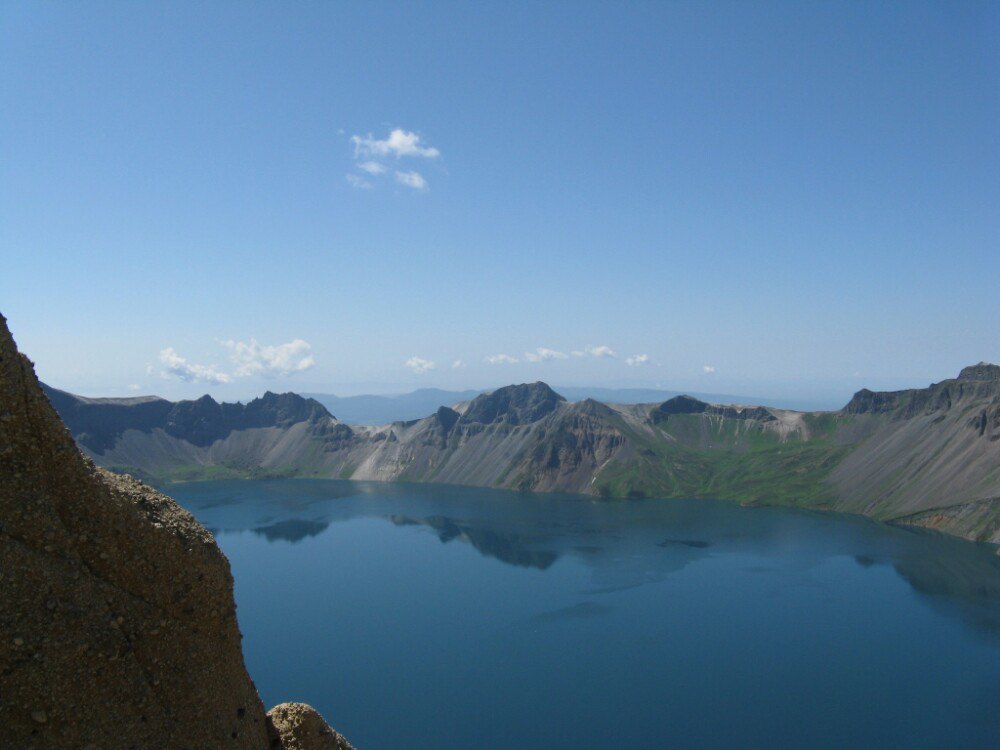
[{"left": 169, "top": 479, "right": 1000, "bottom": 750}]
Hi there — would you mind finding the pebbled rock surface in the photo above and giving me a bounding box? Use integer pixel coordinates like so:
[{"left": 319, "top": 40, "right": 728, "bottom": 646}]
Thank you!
[
  {"left": 267, "top": 703, "right": 356, "bottom": 750},
  {"left": 0, "top": 312, "right": 350, "bottom": 749}
]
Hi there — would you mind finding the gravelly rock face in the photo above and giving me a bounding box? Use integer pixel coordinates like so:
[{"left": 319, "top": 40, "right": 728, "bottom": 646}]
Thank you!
[
  {"left": 267, "top": 703, "right": 356, "bottom": 750},
  {"left": 0, "top": 313, "right": 350, "bottom": 749}
]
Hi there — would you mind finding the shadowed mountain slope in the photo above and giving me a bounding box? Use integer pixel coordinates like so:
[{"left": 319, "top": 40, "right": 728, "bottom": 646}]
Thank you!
[{"left": 43, "top": 384, "right": 332, "bottom": 451}]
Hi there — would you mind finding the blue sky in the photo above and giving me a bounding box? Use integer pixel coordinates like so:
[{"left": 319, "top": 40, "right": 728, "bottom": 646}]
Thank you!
[{"left": 2, "top": 1, "right": 997, "bottom": 405}]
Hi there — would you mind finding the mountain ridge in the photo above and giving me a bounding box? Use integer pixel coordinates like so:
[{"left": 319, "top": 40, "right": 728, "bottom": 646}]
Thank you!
[
  {"left": 43, "top": 384, "right": 333, "bottom": 452},
  {"left": 42, "top": 367, "right": 1000, "bottom": 544},
  {"left": 303, "top": 385, "right": 841, "bottom": 424}
]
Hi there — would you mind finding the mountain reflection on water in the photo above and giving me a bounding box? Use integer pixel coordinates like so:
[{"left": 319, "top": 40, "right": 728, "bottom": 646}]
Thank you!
[
  {"left": 170, "top": 479, "right": 1000, "bottom": 638},
  {"left": 253, "top": 518, "right": 330, "bottom": 544},
  {"left": 386, "top": 514, "right": 559, "bottom": 569}
]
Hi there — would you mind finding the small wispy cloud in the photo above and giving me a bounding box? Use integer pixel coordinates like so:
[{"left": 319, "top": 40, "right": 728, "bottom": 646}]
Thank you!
[
  {"left": 223, "top": 339, "right": 316, "bottom": 378},
  {"left": 524, "top": 347, "right": 568, "bottom": 363},
  {"left": 357, "top": 161, "right": 387, "bottom": 175},
  {"left": 703, "top": 365, "right": 716, "bottom": 374},
  {"left": 346, "top": 173, "right": 372, "bottom": 190},
  {"left": 347, "top": 128, "right": 440, "bottom": 190},
  {"left": 128, "top": 383, "right": 141, "bottom": 391},
  {"left": 406, "top": 356, "right": 436, "bottom": 374},
  {"left": 395, "top": 170, "right": 427, "bottom": 190},
  {"left": 452, "top": 359, "right": 465, "bottom": 369},
  {"left": 485, "top": 354, "right": 519, "bottom": 365},
  {"left": 352, "top": 129, "right": 440, "bottom": 159},
  {"left": 573, "top": 345, "right": 616, "bottom": 359},
  {"left": 626, "top": 354, "right": 649, "bottom": 366},
  {"left": 158, "top": 348, "right": 232, "bottom": 384},
  {"left": 158, "top": 338, "right": 316, "bottom": 384}
]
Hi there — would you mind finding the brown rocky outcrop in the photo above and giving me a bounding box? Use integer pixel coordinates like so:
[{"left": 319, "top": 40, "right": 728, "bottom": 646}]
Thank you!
[
  {"left": 267, "top": 703, "right": 356, "bottom": 750},
  {"left": 0, "top": 312, "right": 351, "bottom": 748}
]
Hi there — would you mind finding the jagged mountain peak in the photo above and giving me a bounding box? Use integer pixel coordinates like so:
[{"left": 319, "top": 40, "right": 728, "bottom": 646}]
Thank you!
[
  {"left": 461, "top": 382, "right": 566, "bottom": 426},
  {"left": 958, "top": 362, "right": 1000, "bottom": 381},
  {"left": 842, "top": 364, "right": 1000, "bottom": 416},
  {"left": 40, "top": 384, "right": 335, "bottom": 452},
  {"left": 574, "top": 397, "right": 617, "bottom": 418},
  {"left": 241, "top": 390, "right": 332, "bottom": 423},
  {"left": 651, "top": 395, "right": 709, "bottom": 421},
  {"left": 434, "top": 405, "right": 461, "bottom": 432}
]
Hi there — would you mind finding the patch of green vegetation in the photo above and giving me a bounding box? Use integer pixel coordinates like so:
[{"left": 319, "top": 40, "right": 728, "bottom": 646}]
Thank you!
[
  {"left": 802, "top": 411, "right": 839, "bottom": 435},
  {"left": 592, "top": 414, "right": 850, "bottom": 508}
]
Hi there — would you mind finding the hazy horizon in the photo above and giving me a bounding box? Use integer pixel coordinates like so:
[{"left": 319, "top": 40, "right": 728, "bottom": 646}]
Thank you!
[{"left": 41, "top": 369, "right": 984, "bottom": 414}]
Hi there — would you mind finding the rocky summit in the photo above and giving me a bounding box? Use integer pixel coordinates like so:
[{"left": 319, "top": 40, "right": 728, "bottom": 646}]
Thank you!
[
  {"left": 459, "top": 381, "right": 566, "bottom": 426},
  {"left": 0, "top": 312, "right": 353, "bottom": 749}
]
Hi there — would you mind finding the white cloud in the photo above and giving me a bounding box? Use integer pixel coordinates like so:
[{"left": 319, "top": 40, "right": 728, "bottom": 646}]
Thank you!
[
  {"left": 158, "top": 348, "right": 232, "bottom": 384},
  {"left": 128, "top": 383, "right": 141, "bottom": 391},
  {"left": 626, "top": 354, "right": 649, "bottom": 366},
  {"left": 703, "top": 365, "right": 716, "bottom": 374},
  {"left": 223, "top": 339, "right": 316, "bottom": 378},
  {"left": 357, "top": 161, "right": 387, "bottom": 175},
  {"left": 485, "top": 354, "right": 519, "bottom": 365},
  {"left": 524, "top": 347, "right": 568, "bottom": 363},
  {"left": 352, "top": 129, "right": 440, "bottom": 159},
  {"left": 158, "top": 338, "right": 316, "bottom": 383},
  {"left": 395, "top": 170, "right": 427, "bottom": 190},
  {"left": 452, "top": 359, "right": 465, "bottom": 369},
  {"left": 346, "top": 173, "right": 372, "bottom": 189},
  {"left": 583, "top": 345, "right": 616, "bottom": 359},
  {"left": 405, "top": 356, "right": 436, "bottom": 374}
]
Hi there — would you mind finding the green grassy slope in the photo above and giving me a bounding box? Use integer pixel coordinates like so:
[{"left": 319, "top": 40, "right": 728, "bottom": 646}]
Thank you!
[{"left": 588, "top": 413, "right": 849, "bottom": 506}]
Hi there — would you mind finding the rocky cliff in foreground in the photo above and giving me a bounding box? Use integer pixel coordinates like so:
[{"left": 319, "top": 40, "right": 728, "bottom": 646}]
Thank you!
[{"left": 0, "top": 314, "right": 354, "bottom": 748}]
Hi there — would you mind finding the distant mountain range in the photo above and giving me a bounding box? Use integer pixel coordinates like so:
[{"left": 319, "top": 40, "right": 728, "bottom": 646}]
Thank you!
[
  {"left": 42, "top": 364, "right": 1000, "bottom": 544},
  {"left": 302, "top": 387, "right": 835, "bottom": 425}
]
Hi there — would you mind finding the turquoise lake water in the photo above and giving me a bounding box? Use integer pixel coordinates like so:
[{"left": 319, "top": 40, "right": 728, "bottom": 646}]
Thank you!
[{"left": 169, "top": 479, "right": 1000, "bottom": 750}]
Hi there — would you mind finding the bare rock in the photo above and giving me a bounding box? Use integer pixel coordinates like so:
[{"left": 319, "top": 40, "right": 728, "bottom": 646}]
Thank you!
[{"left": 267, "top": 703, "right": 356, "bottom": 750}]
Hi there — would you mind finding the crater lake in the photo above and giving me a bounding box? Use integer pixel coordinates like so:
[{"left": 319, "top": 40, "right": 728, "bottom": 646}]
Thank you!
[{"left": 170, "top": 479, "right": 1000, "bottom": 750}]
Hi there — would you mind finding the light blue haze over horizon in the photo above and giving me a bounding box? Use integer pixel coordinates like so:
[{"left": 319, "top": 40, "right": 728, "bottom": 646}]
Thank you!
[{"left": 1, "top": 1, "right": 996, "bottom": 405}]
